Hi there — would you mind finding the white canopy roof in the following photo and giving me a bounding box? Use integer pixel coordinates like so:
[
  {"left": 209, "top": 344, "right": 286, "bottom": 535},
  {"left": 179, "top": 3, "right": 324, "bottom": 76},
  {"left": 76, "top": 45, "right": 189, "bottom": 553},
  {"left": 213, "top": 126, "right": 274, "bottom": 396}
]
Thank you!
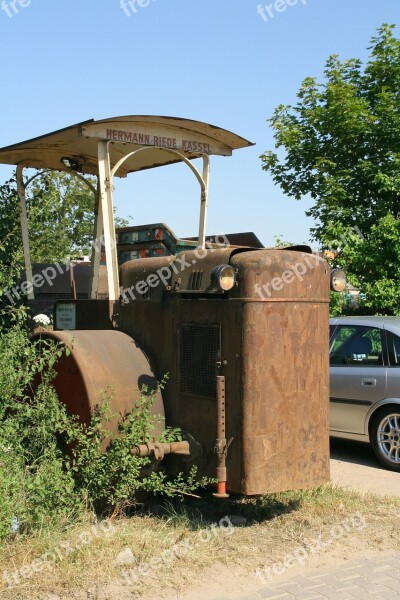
[{"left": 0, "top": 115, "right": 254, "bottom": 176}]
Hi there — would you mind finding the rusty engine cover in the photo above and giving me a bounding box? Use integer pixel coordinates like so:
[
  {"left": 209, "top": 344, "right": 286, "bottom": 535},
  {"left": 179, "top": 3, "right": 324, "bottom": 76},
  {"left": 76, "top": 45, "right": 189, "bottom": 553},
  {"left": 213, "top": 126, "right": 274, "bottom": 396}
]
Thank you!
[
  {"left": 31, "top": 329, "right": 165, "bottom": 440},
  {"left": 113, "top": 246, "right": 331, "bottom": 495}
]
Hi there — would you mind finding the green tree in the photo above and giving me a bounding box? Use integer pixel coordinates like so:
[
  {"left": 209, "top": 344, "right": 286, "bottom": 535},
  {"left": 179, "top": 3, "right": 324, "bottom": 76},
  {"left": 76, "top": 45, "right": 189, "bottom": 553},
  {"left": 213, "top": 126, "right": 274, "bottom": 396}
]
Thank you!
[
  {"left": 0, "top": 171, "right": 97, "bottom": 318},
  {"left": 0, "top": 170, "right": 134, "bottom": 316},
  {"left": 28, "top": 172, "right": 97, "bottom": 262},
  {"left": 261, "top": 24, "right": 400, "bottom": 314},
  {"left": 0, "top": 171, "right": 96, "bottom": 265},
  {"left": 0, "top": 180, "right": 24, "bottom": 310}
]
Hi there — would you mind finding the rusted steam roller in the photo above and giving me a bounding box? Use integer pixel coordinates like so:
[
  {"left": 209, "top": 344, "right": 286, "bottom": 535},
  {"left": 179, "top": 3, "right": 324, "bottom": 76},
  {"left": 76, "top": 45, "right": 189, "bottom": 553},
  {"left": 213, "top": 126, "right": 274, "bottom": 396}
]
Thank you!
[{"left": 32, "top": 329, "right": 166, "bottom": 437}]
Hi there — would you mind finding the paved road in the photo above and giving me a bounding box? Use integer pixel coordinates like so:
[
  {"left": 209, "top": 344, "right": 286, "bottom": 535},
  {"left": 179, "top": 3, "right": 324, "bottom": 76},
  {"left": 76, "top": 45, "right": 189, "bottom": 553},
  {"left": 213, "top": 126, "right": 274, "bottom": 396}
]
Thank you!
[
  {"left": 173, "top": 553, "right": 400, "bottom": 600},
  {"left": 329, "top": 438, "right": 400, "bottom": 497},
  {"left": 213, "top": 553, "right": 400, "bottom": 599}
]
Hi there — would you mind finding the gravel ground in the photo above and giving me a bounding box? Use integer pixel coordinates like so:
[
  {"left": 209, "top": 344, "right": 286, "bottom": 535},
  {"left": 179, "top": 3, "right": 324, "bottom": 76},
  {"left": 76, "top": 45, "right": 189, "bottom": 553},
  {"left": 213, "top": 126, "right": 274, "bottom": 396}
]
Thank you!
[{"left": 330, "top": 438, "right": 400, "bottom": 497}]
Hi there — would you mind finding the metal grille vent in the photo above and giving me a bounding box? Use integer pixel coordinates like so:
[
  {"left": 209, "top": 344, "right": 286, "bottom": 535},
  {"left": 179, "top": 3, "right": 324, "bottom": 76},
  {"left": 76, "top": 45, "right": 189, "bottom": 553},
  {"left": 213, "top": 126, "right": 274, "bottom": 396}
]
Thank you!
[
  {"left": 179, "top": 324, "right": 221, "bottom": 397},
  {"left": 188, "top": 270, "right": 203, "bottom": 291},
  {"left": 122, "top": 286, "right": 151, "bottom": 301}
]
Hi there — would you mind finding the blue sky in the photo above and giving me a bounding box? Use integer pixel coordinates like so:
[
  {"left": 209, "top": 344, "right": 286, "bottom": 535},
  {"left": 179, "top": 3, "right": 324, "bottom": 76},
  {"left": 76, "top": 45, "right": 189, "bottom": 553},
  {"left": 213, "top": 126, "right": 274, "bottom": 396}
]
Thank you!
[{"left": 0, "top": 0, "right": 399, "bottom": 246}]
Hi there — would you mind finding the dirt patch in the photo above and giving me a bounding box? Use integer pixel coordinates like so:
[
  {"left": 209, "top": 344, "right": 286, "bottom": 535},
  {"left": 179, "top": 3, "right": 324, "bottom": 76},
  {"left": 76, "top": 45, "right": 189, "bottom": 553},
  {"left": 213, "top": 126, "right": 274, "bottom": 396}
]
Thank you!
[
  {"left": 330, "top": 438, "right": 400, "bottom": 497},
  {"left": 1, "top": 484, "right": 399, "bottom": 599}
]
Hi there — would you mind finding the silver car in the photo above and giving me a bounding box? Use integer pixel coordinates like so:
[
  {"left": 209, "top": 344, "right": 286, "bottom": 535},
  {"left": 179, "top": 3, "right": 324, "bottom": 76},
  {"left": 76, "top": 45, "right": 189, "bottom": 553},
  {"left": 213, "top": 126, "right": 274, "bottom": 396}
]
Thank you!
[{"left": 330, "top": 316, "right": 400, "bottom": 471}]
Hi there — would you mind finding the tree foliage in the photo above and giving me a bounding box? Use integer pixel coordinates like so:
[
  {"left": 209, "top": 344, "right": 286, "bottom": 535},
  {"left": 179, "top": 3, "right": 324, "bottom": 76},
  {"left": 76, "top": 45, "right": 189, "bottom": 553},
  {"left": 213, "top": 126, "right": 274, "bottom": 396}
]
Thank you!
[
  {"left": 0, "top": 171, "right": 96, "bottom": 267},
  {"left": 0, "top": 170, "right": 133, "bottom": 316},
  {"left": 28, "top": 172, "right": 96, "bottom": 262},
  {"left": 261, "top": 24, "right": 400, "bottom": 314}
]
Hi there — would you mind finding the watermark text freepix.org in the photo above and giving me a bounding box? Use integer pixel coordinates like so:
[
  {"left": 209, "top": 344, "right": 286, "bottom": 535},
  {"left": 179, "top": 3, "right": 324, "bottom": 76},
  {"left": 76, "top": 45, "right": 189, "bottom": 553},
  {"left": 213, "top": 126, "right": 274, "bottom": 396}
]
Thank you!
[
  {"left": 254, "top": 253, "right": 325, "bottom": 299},
  {"left": 2, "top": 519, "right": 115, "bottom": 588},
  {"left": 120, "top": 0, "right": 155, "bottom": 17},
  {"left": 255, "top": 512, "right": 366, "bottom": 584},
  {"left": 120, "top": 235, "right": 230, "bottom": 304},
  {"left": 1, "top": 0, "right": 31, "bottom": 18},
  {"left": 119, "top": 516, "right": 234, "bottom": 585},
  {"left": 257, "top": 0, "right": 307, "bottom": 23},
  {"left": 3, "top": 234, "right": 107, "bottom": 305},
  {"left": 4, "top": 234, "right": 230, "bottom": 306}
]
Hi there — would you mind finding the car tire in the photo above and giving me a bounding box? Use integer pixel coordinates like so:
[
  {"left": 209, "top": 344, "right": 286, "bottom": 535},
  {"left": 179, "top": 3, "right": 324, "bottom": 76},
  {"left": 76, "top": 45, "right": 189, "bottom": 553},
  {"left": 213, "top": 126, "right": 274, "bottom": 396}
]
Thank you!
[{"left": 370, "top": 407, "right": 400, "bottom": 472}]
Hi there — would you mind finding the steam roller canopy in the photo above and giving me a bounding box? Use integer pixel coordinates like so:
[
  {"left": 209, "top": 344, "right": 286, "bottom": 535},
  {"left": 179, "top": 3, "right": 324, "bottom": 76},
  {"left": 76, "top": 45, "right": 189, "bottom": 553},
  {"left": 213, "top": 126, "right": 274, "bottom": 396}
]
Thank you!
[{"left": 32, "top": 330, "right": 165, "bottom": 434}]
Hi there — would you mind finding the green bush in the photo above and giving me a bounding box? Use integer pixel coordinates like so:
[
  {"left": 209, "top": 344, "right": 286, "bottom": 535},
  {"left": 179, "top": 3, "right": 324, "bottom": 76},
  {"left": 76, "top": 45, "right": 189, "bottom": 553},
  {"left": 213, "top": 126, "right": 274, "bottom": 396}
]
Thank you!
[
  {"left": 0, "top": 307, "right": 82, "bottom": 540},
  {"left": 67, "top": 381, "right": 209, "bottom": 512},
  {"left": 0, "top": 305, "right": 211, "bottom": 543}
]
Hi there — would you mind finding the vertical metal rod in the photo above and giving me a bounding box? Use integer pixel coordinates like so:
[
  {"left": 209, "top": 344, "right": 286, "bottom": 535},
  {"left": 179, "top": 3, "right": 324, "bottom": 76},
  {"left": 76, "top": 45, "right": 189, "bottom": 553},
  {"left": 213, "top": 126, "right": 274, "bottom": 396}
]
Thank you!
[
  {"left": 69, "top": 262, "right": 77, "bottom": 300},
  {"left": 213, "top": 375, "right": 229, "bottom": 498},
  {"left": 16, "top": 164, "right": 34, "bottom": 300},
  {"left": 98, "top": 141, "right": 119, "bottom": 301},
  {"left": 89, "top": 176, "right": 103, "bottom": 299},
  {"left": 217, "top": 375, "right": 225, "bottom": 440},
  {"left": 198, "top": 155, "right": 210, "bottom": 250}
]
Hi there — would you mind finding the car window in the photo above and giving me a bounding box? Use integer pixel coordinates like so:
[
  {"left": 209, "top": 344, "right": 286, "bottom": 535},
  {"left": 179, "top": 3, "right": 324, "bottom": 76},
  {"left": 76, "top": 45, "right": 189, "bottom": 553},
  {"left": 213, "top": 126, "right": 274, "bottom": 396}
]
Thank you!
[
  {"left": 330, "top": 325, "right": 384, "bottom": 366},
  {"left": 385, "top": 331, "right": 400, "bottom": 366}
]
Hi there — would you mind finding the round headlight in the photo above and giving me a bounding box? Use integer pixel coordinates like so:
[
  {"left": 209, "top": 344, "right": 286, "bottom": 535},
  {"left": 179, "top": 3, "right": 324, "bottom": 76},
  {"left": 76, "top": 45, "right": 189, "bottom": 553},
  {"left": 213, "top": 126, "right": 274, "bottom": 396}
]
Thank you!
[
  {"left": 212, "top": 264, "right": 236, "bottom": 291},
  {"left": 330, "top": 268, "right": 347, "bottom": 292}
]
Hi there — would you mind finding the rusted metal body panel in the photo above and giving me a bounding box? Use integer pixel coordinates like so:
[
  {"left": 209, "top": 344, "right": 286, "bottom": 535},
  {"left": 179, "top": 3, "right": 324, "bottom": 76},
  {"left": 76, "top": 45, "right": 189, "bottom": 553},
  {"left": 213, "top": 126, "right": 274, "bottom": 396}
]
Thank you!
[
  {"left": 114, "top": 247, "right": 330, "bottom": 494},
  {"left": 230, "top": 250, "right": 330, "bottom": 493},
  {"left": 229, "top": 249, "right": 327, "bottom": 302},
  {"left": 117, "top": 295, "right": 244, "bottom": 490},
  {"left": 32, "top": 329, "right": 165, "bottom": 436},
  {"left": 239, "top": 301, "right": 329, "bottom": 493}
]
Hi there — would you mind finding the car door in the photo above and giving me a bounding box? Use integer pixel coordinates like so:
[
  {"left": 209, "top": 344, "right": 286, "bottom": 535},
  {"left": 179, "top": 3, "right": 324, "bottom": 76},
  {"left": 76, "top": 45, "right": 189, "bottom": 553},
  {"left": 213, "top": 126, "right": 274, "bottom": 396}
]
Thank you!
[
  {"left": 330, "top": 324, "right": 387, "bottom": 434},
  {"left": 384, "top": 329, "right": 400, "bottom": 400}
]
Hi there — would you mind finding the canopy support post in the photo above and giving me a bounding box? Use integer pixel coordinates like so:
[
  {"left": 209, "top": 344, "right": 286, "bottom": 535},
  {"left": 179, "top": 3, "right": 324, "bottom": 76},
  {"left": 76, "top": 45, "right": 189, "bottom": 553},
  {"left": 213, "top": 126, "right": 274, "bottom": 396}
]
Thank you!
[
  {"left": 89, "top": 176, "right": 103, "bottom": 299},
  {"left": 198, "top": 155, "right": 210, "bottom": 250},
  {"left": 16, "top": 164, "right": 34, "bottom": 300},
  {"left": 98, "top": 141, "right": 119, "bottom": 301},
  {"left": 111, "top": 147, "right": 210, "bottom": 251}
]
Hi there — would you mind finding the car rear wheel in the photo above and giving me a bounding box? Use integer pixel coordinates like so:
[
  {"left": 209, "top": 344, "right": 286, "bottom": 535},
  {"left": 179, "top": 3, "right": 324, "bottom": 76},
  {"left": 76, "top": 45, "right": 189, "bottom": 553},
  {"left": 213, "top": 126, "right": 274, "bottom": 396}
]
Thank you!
[{"left": 370, "top": 407, "right": 400, "bottom": 472}]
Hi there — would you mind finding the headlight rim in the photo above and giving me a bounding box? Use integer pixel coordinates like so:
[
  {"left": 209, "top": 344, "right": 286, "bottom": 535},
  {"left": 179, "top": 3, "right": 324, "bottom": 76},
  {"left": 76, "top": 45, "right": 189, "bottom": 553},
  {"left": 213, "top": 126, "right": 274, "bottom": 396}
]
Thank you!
[
  {"left": 212, "top": 264, "right": 236, "bottom": 292},
  {"left": 330, "top": 268, "right": 347, "bottom": 292}
]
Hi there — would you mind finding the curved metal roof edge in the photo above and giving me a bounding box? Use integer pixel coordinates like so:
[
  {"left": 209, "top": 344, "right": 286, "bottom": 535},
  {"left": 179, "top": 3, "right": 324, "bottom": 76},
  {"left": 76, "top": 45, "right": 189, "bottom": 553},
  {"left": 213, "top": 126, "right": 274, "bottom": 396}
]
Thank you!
[
  {"left": 0, "top": 115, "right": 254, "bottom": 154},
  {"left": 0, "top": 119, "right": 94, "bottom": 153}
]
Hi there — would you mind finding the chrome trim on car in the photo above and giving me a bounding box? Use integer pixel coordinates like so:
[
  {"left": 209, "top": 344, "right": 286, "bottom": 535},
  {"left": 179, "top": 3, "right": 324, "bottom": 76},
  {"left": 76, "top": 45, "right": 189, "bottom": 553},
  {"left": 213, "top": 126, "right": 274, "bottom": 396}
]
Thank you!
[
  {"left": 330, "top": 397, "right": 373, "bottom": 406},
  {"left": 329, "top": 430, "right": 369, "bottom": 443}
]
